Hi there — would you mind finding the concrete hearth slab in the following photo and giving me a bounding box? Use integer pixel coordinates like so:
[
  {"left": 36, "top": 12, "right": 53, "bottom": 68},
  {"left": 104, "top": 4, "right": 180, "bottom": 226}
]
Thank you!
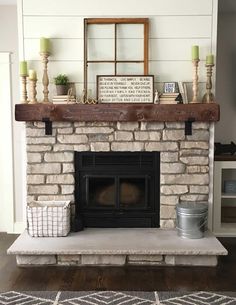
[{"left": 8, "top": 229, "right": 227, "bottom": 256}]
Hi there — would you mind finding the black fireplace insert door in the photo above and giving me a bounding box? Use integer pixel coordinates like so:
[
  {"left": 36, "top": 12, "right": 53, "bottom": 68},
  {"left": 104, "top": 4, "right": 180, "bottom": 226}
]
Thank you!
[{"left": 74, "top": 151, "right": 160, "bottom": 230}]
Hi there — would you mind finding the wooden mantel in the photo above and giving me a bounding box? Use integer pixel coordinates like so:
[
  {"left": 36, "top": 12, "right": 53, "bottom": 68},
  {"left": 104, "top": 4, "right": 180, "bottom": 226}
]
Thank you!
[{"left": 15, "top": 103, "right": 220, "bottom": 123}]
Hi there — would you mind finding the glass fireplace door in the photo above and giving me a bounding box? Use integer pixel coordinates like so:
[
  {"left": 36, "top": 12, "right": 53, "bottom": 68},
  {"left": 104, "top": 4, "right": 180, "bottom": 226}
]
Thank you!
[
  {"left": 75, "top": 151, "right": 160, "bottom": 229},
  {"left": 85, "top": 175, "right": 149, "bottom": 210},
  {"left": 86, "top": 176, "right": 116, "bottom": 208},
  {"left": 119, "top": 176, "right": 148, "bottom": 209}
]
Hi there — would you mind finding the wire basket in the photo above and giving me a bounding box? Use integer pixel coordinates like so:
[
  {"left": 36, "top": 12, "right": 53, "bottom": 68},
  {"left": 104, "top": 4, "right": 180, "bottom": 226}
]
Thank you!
[{"left": 27, "top": 200, "right": 71, "bottom": 237}]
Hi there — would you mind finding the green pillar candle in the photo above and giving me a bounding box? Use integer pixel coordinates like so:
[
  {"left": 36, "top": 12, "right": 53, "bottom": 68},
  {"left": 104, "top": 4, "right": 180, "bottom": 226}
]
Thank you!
[
  {"left": 40, "top": 37, "right": 50, "bottom": 53},
  {"left": 206, "top": 54, "right": 214, "bottom": 65},
  {"left": 29, "top": 69, "right": 37, "bottom": 80},
  {"left": 19, "top": 61, "right": 28, "bottom": 76},
  {"left": 191, "top": 45, "right": 199, "bottom": 60}
]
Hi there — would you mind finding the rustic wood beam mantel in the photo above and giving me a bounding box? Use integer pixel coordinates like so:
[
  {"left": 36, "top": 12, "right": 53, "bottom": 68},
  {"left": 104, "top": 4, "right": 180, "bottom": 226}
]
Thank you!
[{"left": 15, "top": 103, "right": 220, "bottom": 123}]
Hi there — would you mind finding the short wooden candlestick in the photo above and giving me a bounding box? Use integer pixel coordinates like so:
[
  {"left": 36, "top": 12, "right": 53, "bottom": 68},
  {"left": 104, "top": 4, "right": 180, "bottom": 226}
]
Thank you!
[
  {"left": 190, "top": 59, "right": 200, "bottom": 103},
  {"left": 28, "top": 79, "right": 38, "bottom": 104},
  {"left": 40, "top": 52, "right": 50, "bottom": 103},
  {"left": 202, "top": 64, "right": 215, "bottom": 103},
  {"left": 20, "top": 75, "right": 28, "bottom": 104}
]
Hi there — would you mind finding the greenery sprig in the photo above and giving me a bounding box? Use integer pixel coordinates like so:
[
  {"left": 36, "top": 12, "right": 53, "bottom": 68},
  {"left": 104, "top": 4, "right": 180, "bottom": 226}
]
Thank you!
[{"left": 54, "top": 74, "right": 69, "bottom": 85}]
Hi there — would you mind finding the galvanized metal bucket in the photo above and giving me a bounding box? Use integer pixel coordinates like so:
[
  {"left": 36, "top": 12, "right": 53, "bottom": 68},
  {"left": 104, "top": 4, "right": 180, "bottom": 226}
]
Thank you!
[{"left": 176, "top": 203, "right": 208, "bottom": 239}]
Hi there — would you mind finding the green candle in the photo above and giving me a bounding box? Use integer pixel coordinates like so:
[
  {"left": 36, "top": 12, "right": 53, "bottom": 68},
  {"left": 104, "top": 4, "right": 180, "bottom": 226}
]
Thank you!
[
  {"left": 40, "top": 37, "right": 50, "bottom": 53},
  {"left": 19, "top": 61, "right": 28, "bottom": 76},
  {"left": 29, "top": 69, "right": 37, "bottom": 80},
  {"left": 206, "top": 54, "right": 214, "bottom": 65},
  {"left": 191, "top": 45, "right": 199, "bottom": 60}
]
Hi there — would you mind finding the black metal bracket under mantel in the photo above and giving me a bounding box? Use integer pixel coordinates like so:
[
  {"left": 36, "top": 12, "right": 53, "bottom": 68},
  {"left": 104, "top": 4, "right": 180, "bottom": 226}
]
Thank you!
[
  {"left": 185, "top": 118, "right": 195, "bottom": 136},
  {"left": 42, "top": 117, "right": 52, "bottom": 135}
]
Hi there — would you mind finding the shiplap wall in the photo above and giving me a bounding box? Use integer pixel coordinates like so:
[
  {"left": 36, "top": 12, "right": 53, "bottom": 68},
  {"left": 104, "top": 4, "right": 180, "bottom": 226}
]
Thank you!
[{"left": 20, "top": 0, "right": 218, "bottom": 101}]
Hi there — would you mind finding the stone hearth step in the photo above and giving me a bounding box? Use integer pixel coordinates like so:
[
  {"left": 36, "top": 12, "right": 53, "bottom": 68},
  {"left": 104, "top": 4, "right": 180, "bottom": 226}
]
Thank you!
[{"left": 8, "top": 229, "right": 227, "bottom": 267}]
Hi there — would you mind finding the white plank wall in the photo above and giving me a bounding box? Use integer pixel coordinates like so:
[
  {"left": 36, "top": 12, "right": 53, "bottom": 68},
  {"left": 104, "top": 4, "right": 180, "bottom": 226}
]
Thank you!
[
  {"left": 23, "top": 0, "right": 212, "bottom": 16},
  {"left": 21, "top": 0, "right": 218, "bottom": 99}
]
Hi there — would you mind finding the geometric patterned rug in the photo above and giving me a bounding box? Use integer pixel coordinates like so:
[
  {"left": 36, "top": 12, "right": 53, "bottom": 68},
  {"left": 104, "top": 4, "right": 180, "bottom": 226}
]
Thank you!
[{"left": 1, "top": 291, "right": 236, "bottom": 305}]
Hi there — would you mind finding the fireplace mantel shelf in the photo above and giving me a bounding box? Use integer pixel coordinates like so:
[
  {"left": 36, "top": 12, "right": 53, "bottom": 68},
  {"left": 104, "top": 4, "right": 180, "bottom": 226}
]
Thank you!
[{"left": 15, "top": 103, "right": 220, "bottom": 123}]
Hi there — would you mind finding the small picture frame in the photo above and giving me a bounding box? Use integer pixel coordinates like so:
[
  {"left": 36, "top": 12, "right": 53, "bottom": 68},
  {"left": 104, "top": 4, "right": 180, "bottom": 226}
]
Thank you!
[{"left": 163, "top": 82, "right": 179, "bottom": 93}]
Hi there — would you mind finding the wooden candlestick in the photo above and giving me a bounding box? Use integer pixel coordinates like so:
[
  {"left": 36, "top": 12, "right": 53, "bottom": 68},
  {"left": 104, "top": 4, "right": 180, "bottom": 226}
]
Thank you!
[
  {"left": 40, "top": 52, "right": 50, "bottom": 103},
  {"left": 190, "top": 59, "right": 200, "bottom": 103},
  {"left": 28, "top": 79, "right": 38, "bottom": 104},
  {"left": 202, "top": 64, "right": 215, "bottom": 103},
  {"left": 20, "top": 75, "right": 28, "bottom": 103}
]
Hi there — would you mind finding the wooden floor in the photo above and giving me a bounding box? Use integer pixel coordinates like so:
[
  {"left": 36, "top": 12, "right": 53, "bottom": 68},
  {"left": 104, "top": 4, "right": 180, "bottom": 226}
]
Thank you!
[{"left": 1, "top": 233, "right": 236, "bottom": 291}]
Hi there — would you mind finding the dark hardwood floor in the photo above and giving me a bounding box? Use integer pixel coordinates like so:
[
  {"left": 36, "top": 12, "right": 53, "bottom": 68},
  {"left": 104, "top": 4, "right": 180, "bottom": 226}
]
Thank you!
[{"left": 0, "top": 233, "right": 236, "bottom": 291}]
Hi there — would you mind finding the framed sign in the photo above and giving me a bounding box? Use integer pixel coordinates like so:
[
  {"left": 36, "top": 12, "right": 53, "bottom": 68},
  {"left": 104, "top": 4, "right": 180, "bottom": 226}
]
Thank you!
[
  {"left": 97, "top": 75, "right": 154, "bottom": 103},
  {"left": 163, "top": 82, "right": 179, "bottom": 93}
]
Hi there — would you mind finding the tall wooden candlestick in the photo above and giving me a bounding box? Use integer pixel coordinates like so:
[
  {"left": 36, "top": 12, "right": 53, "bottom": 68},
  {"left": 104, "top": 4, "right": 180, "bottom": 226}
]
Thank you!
[
  {"left": 190, "top": 59, "right": 200, "bottom": 103},
  {"left": 202, "top": 64, "right": 215, "bottom": 103},
  {"left": 40, "top": 52, "right": 50, "bottom": 103},
  {"left": 28, "top": 79, "right": 38, "bottom": 104},
  {"left": 20, "top": 75, "right": 28, "bottom": 103}
]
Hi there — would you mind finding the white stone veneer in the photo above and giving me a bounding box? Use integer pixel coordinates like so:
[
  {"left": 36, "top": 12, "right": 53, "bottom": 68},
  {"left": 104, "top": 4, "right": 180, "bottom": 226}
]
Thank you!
[{"left": 26, "top": 121, "right": 210, "bottom": 228}]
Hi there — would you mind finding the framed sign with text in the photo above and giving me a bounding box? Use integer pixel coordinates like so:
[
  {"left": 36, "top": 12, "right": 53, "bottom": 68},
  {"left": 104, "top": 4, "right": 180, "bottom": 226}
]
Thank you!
[{"left": 97, "top": 75, "right": 154, "bottom": 103}]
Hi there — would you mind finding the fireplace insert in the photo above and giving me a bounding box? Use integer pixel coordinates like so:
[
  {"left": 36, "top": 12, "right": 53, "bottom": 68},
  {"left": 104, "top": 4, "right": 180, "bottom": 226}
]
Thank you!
[{"left": 74, "top": 151, "right": 160, "bottom": 230}]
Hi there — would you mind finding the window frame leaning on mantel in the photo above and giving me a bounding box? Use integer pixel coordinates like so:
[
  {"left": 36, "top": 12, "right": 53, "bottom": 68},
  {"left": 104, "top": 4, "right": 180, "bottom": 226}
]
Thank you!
[{"left": 83, "top": 18, "right": 149, "bottom": 98}]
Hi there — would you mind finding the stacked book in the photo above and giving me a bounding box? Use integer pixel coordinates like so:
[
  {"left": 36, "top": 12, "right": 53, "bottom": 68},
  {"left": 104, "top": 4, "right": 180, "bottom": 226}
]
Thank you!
[
  {"left": 52, "top": 95, "right": 76, "bottom": 104},
  {"left": 159, "top": 93, "right": 182, "bottom": 104}
]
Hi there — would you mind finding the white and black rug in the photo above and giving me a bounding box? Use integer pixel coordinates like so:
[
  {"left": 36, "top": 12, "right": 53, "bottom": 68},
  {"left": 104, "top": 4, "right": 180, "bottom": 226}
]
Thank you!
[{"left": 0, "top": 291, "right": 236, "bottom": 305}]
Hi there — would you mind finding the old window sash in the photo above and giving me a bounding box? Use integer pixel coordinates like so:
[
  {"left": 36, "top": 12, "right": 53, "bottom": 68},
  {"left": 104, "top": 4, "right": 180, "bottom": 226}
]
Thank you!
[{"left": 84, "top": 18, "right": 149, "bottom": 98}]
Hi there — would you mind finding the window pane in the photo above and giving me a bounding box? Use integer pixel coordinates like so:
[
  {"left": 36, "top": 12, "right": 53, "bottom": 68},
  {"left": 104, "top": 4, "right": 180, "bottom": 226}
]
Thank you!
[
  {"left": 87, "top": 63, "right": 114, "bottom": 83},
  {"left": 117, "top": 39, "right": 143, "bottom": 60},
  {"left": 88, "top": 38, "right": 114, "bottom": 60},
  {"left": 116, "top": 63, "right": 144, "bottom": 74},
  {"left": 88, "top": 24, "right": 114, "bottom": 39},
  {"left": 117, "top": 24, "right": 144, "bottom": 39}
]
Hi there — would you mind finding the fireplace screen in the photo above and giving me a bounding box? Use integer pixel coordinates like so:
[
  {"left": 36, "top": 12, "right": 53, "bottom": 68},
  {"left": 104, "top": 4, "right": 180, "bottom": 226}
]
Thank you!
[{"left": 74, "top": 152, "right": 160, "bottom": 229}]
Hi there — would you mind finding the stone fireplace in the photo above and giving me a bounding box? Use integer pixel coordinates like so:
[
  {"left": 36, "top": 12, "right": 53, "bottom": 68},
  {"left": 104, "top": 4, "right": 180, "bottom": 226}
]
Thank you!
[
  {"left": 8, "top": 115, "right": 228, "bottom": 266},
  {"left": 10, "top": 0, "right": 226, "bottom": 267},
  {"left": 26, "top": 120, "right": 210, "bottom": 229}
]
